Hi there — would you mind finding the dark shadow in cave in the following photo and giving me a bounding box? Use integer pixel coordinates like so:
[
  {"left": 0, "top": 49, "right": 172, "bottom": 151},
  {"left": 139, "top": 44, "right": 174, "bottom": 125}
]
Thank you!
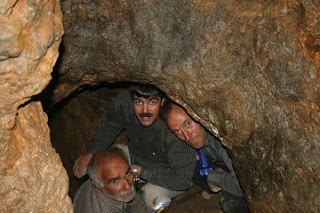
[
  {"left": 34, "top": 44, "right": 66, "bottom": 113},
  {"left": 44, "top": 82, "right": 130, "bottom": 198}
]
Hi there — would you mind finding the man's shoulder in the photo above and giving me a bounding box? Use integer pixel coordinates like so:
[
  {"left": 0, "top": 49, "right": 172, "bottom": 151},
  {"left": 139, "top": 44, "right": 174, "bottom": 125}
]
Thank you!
[
  {"left": 207, "top": 133, "right": 220, "bottom": 144},
  {"left": 152, "top": 118, "right": 176, "bottom": 136},
  {"left": 73, "top": 180, "right": 93, "bottom": 208},
  {"left": 74, "top": 179, "right": 92, "bottom": 197},
  {"left": 205, "top": 133, "right": 223, "bottom": 150},
  {"left": 112, "top": 90, "right": 134, "bottom": 113}
]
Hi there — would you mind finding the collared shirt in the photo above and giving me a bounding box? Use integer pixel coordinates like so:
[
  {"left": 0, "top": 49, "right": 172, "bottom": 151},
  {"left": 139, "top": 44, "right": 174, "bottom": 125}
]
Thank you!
[
  {"left": 89, "top": 91, "right": 196, "bottom": 191},
  {"left": 73, "top": 180, "right": 150, "bottom": 213},
  {"left": 203, "top": 133, "right": 244, "bottom": 197}
]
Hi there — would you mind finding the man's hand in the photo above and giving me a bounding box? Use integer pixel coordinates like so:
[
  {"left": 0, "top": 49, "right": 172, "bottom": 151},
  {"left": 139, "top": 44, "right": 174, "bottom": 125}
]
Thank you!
[
  {"left": 214, "top": 167, "right": 225, "bottom": 173},
  {"left": 196, "top": 153, "right": 200, "bottom": 161},
  {"left": 208, "top": 183, "right": 222, "bottom": 192},
  {"left": 207, "top": 167, "right": 225, "bottom": 193},
  {"left": 73, "top": 153, "right": 93, "bottom": 178}
]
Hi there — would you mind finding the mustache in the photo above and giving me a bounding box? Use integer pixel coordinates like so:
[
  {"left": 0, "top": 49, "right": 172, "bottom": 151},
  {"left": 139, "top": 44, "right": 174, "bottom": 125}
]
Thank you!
[
  {"left": 120, "top": 185, "right": 135, "bottom": 197},
  {"left": 139, "top": 113, "right": 152, "bottom": 117}
]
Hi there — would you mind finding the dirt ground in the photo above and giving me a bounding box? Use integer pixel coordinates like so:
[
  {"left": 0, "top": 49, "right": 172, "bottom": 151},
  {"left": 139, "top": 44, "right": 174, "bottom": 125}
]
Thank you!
[{"left": 148, "top": 184, "right": 223, "bottom": 213}]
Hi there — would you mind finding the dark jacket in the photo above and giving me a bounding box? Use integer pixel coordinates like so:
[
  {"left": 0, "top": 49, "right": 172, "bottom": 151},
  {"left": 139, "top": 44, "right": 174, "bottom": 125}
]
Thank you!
[
  {"left": 89, "top": 91, "right": 196, "bottom": 191},
  {"left": 204, "top": 133, "right": 244, "bottom": 197}
]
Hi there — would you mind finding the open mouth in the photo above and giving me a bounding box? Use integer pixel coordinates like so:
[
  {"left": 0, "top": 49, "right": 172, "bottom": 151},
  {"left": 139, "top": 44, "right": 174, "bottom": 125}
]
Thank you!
[
  {"left": 139, "top": 113, "right": 153, "bottom": 122},
  {"left": 139, "top": 113, "right": 152, "bottom": 118},
  {"left": 140, "top": 116, "right": 152, "bottom": 121}
]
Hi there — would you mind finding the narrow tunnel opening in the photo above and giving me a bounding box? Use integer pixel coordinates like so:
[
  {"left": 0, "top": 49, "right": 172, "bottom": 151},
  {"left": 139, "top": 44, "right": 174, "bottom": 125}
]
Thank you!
[
  {"left": 46, "top": 82, "right": 130, "bottom": 199},
  {"left": 43, "top": 82, "right": 245, "bottom": 212}
]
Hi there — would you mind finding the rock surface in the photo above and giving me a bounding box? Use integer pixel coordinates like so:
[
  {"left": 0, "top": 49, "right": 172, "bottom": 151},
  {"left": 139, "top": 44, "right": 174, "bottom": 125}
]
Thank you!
[
  {"left": 0, "top": 0, "right": 72, "bottom": 212},
  {"left": 1, "top": 102, "right": 72, "bottom": 212},
  {"left": 54, "top": 0, "right": 319, "bottom": 212},
  {"left": 1, "top": 0, "right": 319, "bottom": 212}
]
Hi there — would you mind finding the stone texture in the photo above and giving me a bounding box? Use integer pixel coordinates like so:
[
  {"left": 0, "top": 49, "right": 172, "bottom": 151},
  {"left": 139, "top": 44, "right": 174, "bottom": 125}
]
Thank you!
[
  {"left": 50, "top": 0, "right": 319, "bottom": 212},
  {"left": 1, "top": 102, "right": 71, "bottom": 212},
  {"left": 1, "top": 0, "right": 319, "bottom": 212},
  {"left": 0, "top": 0, "right": 72, "bottom": 211}
]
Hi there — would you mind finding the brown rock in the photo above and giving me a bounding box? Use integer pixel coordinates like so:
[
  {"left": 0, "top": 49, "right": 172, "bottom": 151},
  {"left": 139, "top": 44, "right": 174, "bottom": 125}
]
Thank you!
[
  {"left": 55, "top": 0, "right": 319, "bottom": 212},
  {"left": 0, "top": 0, "right": 71, "bottom": 211},
  {"left": 1, "top": 0, "right": 319, "bottom": 212}
]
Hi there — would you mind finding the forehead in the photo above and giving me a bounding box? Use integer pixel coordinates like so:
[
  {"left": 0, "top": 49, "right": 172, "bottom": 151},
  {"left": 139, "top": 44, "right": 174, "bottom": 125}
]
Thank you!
[
  {"left": 100, "top": 157, "right": 129, "bottom": 179},
  {"left": 133, "top": 94, "right": 160, "bottom": 100},
  {"left": 170, "top": 105, "right": 188, "bottom": 117},
  {"left": 167, "top": 105, "right": 190, "bottom": 126}
]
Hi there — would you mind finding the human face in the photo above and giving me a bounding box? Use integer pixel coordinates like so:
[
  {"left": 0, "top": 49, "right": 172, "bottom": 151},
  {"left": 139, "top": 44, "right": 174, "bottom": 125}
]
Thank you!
[
  {"left": 132, "top": 94, "right": 163, "bottom": 126},
  {"left": 98, "top": 157, "right": 135, "bottom": 202},
  {"left": 166, "top": 105, "right": 207, "bottom": 149}
]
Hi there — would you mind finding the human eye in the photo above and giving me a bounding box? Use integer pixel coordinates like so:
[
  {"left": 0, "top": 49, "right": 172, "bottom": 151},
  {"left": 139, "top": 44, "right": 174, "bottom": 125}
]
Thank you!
[
  {"left": 111, "top": 179, "right": 119, "bottom": 184},
  {"left": 125, "top": 169, "right": 133, "bottom": 176},
  {"left": 149, "top": 100, "right": 157, "bottom": 105},
  {"left": 185, "top": 121, "right": 192, "bottom": 128},
  {"left": 134, "top": 100, "right": 142, "bottom": 105},
  {"left": 173, "top": 130, "right": 181, "bottom": 135}
]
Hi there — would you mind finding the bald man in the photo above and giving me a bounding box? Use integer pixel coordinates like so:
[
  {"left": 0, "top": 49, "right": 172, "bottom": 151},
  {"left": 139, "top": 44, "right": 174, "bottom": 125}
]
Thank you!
[
  {"left": 73, "top": 147, "right": 150, "bottom": 213},
  {"left": 161, "top": 101, "right": 249, "bottom": 213}
]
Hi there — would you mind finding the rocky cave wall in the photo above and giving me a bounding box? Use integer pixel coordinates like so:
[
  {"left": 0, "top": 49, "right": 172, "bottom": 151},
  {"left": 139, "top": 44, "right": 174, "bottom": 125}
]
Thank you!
[
  {"left": 55, "top": 0, "right": 320, "bottom": 212},
  {"left": 1, "top": 0, "right": 319, "bottom": 212},
  {"left": 0, "top": 0, "right": 73, "bottom": 212}
]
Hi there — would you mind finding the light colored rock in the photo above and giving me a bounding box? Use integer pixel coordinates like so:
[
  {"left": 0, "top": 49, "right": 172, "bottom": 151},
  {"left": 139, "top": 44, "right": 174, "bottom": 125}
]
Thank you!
[
  {"left": 0, "top": 0, "right": 71, "bottom": 211},
  {"left": 1, "top": 0, "right": 319, "bottom": 212}
]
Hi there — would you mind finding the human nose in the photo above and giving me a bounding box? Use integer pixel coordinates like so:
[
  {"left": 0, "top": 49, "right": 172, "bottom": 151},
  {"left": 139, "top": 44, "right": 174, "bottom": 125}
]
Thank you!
[
  {"left": 182, "top": 129, "right": 192, "bottom": 141},
  {"left": 142, "top": 103, "right": 148, "bottom": 113},
  {"left": 123, "top": 177, "right": 132, "bottom": 190}
]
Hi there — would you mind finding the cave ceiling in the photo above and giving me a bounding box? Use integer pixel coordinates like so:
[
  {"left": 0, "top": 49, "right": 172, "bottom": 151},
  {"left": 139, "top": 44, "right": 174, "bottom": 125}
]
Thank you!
[{"left": 54, "top": 1, "right": 320, "bottom": 211}]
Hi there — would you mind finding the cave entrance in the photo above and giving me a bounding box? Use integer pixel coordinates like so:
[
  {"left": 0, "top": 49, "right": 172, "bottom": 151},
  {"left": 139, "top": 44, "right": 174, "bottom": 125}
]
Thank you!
[
  {"left": 46, "top": 82, "right": 129, "bottom": 198},
  {"left": 46, "top": 82, "right": 223, "bottom": 212}
]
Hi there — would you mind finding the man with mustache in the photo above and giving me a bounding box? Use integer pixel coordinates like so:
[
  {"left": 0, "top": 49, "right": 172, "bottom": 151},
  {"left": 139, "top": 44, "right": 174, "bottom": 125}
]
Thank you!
[
  {"left": 73, "top": 83, "right": 195, "bottom": 212},
  {"left": 73, "top": 147, "right": 150, "bottom": 213},
  {"left": 160, "top": 101, "right": 249, "bottom": 213}
]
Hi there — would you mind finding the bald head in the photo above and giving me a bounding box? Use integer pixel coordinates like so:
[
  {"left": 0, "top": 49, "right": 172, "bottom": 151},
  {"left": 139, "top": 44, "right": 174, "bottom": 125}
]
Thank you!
[{"left": 162, "top": 102, "right": 207, "bottom": 150}]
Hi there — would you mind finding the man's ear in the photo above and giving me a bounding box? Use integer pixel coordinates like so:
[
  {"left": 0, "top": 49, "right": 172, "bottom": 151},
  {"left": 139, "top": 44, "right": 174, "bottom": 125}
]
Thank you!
[{"left": 91, "top": 180, "right": 103, "bottom": 189}]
